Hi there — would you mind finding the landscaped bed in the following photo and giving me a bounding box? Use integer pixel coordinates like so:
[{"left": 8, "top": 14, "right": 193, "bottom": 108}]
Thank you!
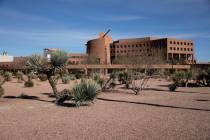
[{"left": 0, "top": 78, "right": 210, "bottom": 140}]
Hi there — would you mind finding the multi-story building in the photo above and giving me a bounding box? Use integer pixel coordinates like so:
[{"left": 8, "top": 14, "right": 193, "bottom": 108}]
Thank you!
[{"left": 86, "top": 32, "right": 195, "bottom": 65}]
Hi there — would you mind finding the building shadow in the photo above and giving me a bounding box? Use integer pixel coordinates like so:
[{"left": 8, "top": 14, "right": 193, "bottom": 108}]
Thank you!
[{"left": 97, "top": 97, "right": 210, "bottom": 112}]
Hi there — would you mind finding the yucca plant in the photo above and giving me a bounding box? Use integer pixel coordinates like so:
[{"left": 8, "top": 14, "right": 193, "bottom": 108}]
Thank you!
[
  {"left": 27, "top": 50, "right": 68, "bottom": 103},
  {"left": 72, "top": 79, "right": 101, "bottom": 106}
]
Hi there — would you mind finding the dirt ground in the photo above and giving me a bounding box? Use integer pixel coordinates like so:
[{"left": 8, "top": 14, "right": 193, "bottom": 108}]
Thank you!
[{"left": 0, "top": 78, "right": 210, "bottom": 140}]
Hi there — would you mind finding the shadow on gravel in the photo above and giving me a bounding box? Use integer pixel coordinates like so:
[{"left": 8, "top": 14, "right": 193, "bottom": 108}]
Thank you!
[
  {"left": 4, "top": 95, "right": 54, "bottom": 103},
  {"left": 194, "top": 99, "right": 210, "bottom": 102},
  {"left": 97, "top": 98, "right": 210, "bottom": 112},
  {"left": 145, "top": 88, "right": 208, "bottom": 94}
]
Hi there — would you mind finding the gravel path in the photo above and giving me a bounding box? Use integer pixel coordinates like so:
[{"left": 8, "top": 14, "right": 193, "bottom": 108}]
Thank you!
[{"left": 0, "top": 79, "right": 210, "bottom": 140}]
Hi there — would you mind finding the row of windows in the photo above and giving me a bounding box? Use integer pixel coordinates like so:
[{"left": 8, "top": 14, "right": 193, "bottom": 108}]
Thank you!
[
  {"left": 111, "top": 49, "right": 151, "bottom": 54},
  {"left": 169, "top": 41, "right": 193, "bottom": 46},
  {"left": 111, "top": 43, "right": 152, "bottom": 49},
  {"left": 169, "top": 47, "right": 193, "bottom": 51}
]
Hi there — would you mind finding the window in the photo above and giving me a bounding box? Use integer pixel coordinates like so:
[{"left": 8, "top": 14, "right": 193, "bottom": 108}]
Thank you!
[
  {"left": 117, "top": 45, "right": 119, "bottom": 48},
  {"left": 184, "top": 42, "right": 186, "bottom": 45},
  {"left": 187, "top": 48, "right": 190, "bottom": 51},
  {"left": 181, "top": 48, "right": 183, "bottom": 51},
  {"left": 191, "top": 43, "right": 193, "bottom": 46},
  {"left": 184, "top": 48, "right": 186, "bottom": 51},
  {"left": 124, "top": 45, "right": 127, "bottom": 48},
  {"left": 191, "top": 48, "right": 193, "bottom": 51},
  {"left": 177, "top": 48, "right": 179, "bottom": 50},
  {"left": 187, "top": 43, "right": 190, "bottom": 45},
  {"left": 170, "top": 47, "right": 172, "bottom": 50},
  {"left": 170, "top": 41, "right": 172, "bottom": 44},
  {"left": 181, "top": 42, "right": 183, "bottom": 45},
  {"left": 174, "top": 47, "right": 176, "bottom": 50},
  {"left": 177, "top": 42, "right": 179, "bottom": 45},
  {"left": 173, "top": 41, "right": 176, "bottom": 44},
  {"left": 132, "top": 45, "right": 134, "bottom": 48},
  {"left": 136, "top": 44, "right": 138, "bottom": 47},
  {"left": 120, "top": 45, "right": 123, "bottom": 48}
]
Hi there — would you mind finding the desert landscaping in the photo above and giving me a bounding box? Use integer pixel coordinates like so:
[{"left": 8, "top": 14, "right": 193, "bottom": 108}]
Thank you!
[{"left": 0, "top": 77, "right": 210, "bottom": 140}]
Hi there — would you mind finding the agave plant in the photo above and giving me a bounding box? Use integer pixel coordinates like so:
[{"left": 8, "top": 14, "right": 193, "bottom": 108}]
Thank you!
[{"left": 72, "top": 79, "right": 101, "bottom": 106}]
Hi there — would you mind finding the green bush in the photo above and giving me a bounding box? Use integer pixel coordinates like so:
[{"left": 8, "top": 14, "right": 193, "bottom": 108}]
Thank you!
[
  {"left": 24, "top": 81, "right": 34, "bottom": 87},
  {"left": 72, "top": 79, "right": 101, "bottom": 106},
  {"left": 169, "top": 83, "right": 178, "bottom": 92},
  {"left": 62, "top": 74, "right": 70, "bottom": 84},
  {"left": 4, "top": 71, "right": 13, "bottom": 81},
  {"left": 38, "top": 74, "right": 48, "bottom": 81}
]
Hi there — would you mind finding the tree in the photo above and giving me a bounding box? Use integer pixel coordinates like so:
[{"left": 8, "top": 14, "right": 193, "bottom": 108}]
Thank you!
[
  {"left": 114, "top": 48, "right": 164, "bottom": 95},
  {"left": 27, "top": 50, "right": 69, "bottom": 102}
]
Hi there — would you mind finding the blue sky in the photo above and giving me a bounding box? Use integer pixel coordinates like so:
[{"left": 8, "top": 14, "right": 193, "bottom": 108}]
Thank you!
[{"left": 0, "top": 0, "right": 210, "bottom": 62}]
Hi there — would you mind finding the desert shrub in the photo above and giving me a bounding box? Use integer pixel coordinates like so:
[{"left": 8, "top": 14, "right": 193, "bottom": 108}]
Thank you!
[
  {"left": 38, "top": 74, "right": 48, "bottom": 81},
  {"left": 61, "top": 74, "right": 70, "bottom": 84},
  {"left": 196, "top": 68, "right": 210, "bottom": 87},
  {"left": 72, "top": 79, "right": 101, "bottom": 106},
  {"left": 24, "top": 81, "right": 34, "bottom": 87},
  {"left": 92, "top": 73, "right": 104, "bottom": 87},
  {"left": 69, "top": 74, "right": 76, "bottom": 80},
  {"left": 4, "top": 71, "right": 13, "bottom": 81},
  {"left": 55, "top": 89, "right": 72, "bottom": 104},
  {"left": 169, "top": 83, "right": 178, "bottom": 92},
  {"left": 172, "top": 71, "right": 192, "bottom": 87},
  {"left": 0, "top": 76, "right": 5, "bottom": 97},
  {"left": 16, "top": 71, "right": 24, "bottom": 83},
  {"left": 172, "top": 71, "right": 185, "bottom": 85},
  {"left": 75, "top": 72, "right": 84, "bottom": 79},
  {"left": 0, "top": 70, "right": 4, "bottom": 75}
]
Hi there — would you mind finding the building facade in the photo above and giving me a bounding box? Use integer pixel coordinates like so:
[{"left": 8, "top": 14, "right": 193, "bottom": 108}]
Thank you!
[{"left": 86, "top": 33, "right": 195, "bottom": 65}]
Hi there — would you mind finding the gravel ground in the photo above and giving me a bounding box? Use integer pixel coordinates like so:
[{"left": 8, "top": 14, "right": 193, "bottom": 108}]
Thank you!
[{"left": 0, "top": 79, "right": 210, "bottom": 140}]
